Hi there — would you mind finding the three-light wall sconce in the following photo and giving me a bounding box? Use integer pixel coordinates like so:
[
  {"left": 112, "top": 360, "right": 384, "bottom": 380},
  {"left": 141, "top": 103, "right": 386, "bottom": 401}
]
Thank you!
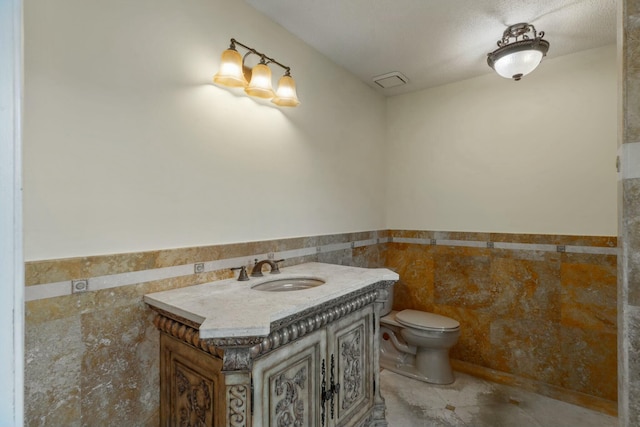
[{"left": 213, "top": 38, "right": 300, "bottom": 107}]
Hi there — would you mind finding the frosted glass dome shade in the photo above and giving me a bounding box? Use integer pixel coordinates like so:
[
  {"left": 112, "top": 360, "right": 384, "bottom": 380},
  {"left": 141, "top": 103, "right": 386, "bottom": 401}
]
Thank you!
[{"left": 493, "top": 50, "right": 544, "bottom": 80}]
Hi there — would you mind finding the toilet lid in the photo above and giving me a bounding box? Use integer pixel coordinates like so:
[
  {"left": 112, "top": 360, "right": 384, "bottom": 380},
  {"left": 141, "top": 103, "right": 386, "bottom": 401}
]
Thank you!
[{"left": 396, "top": 310, "right": 460, "bottom": 331}]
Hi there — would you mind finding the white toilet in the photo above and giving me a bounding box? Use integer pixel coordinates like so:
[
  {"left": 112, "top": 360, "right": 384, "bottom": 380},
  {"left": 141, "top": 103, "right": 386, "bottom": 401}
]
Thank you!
[{"left": 379, "top": 284, "right": 460, "bottom": 384}]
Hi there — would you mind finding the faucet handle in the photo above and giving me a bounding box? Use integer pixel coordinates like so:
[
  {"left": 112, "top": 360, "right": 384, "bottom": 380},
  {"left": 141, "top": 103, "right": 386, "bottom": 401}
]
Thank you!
[
  {"left": 270, "top": 259, "right": 285, "bottom": 274},
  {"left": 231, "top": 266, "right": 250, "bottom": 281}
]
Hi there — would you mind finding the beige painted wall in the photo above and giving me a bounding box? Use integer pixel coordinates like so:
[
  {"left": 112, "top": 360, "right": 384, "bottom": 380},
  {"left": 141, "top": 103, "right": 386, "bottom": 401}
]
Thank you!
[
  {"left": 385, "top": 45, "right": 617, "bottom": 236},
  {"left": 24, "top": 0, "right": 618, "bottom": 263},
  {"left": 23, "top": 0, "right": 387, "bottom": 261}
]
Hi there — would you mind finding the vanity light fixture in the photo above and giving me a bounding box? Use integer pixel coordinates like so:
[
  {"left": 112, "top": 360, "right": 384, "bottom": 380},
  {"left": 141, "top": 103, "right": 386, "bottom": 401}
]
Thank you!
[
  {"left": 213, "top": 38, "right": 300, "bottom": 107},
  {"left": 487, "top": 23, "right": 549, "bottom": 81}
]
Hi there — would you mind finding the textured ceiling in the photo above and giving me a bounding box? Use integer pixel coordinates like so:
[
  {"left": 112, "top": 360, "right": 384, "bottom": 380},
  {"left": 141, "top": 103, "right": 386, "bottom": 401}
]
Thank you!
[{"left": 245, "top": 0, "right": 617, "bottom": 95}]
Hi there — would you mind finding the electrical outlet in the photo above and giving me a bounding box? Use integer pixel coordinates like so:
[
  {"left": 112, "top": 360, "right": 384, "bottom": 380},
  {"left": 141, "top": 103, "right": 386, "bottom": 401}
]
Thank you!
[
  {"left": 194, "top": 263, "right": 205, "bottom": 274},
  {"left": 72, "top": 279, "right": 89, "bottom": 293},
  {"left": 267, "top": 252, "right": 275, "bottom": 260}
]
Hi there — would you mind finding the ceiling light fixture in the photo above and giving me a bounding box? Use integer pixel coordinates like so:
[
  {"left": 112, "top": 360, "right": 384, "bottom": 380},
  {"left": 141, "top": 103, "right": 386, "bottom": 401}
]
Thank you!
[
  {"left": 487, "top": 23, "right": 549, "bottom": 81},
  {"left": 213, "top": 38, "right": 300, "bottom": 107}
]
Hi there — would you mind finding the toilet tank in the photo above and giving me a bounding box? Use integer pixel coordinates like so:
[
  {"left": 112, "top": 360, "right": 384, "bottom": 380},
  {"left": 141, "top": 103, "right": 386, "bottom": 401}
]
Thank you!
[{"left": 381, "top": 282, "right": 394, "bottom": 316}]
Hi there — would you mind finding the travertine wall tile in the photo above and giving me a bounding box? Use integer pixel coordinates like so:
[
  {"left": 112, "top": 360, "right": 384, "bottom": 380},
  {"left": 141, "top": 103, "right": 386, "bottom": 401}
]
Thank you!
[
  {"left": 318, "top": 247, "right": 353, "bottom": 265},
  {"left": 623, "top": 179, "right": 640, "bottom": 306},
  {"left": 434, "top": 246, "right": 492, "bottom": 309},
  {"left": 559, "top": 326, "right": 617, "bottom": 401},
  {"left": 561, "top": 262, "right": 617, "bottom": 332},
  {"left": 626, "top": 73, "right": 640, "bottom": 143},
  {"left": 388, "top": 229, "right": 435, "bottom": 239},
  {"left": 385, "top": 232, "right": 617, "bottom": 411},
  {"left": 25, "top": 232, "right": 388, "bottom": 286},
  {"left": 434, "top": 231, "right": 491, "bottom": 241},
  {"left": 490, "top": 233, "right": 616, "bottom": 247},
  {"left": 24, "top": 229, "right": 618, "bottom": 423},
  {"left": 492, "top": 248, "right": 561, "bottom": 263},
  {"left": 27, "top": 292, "right": 96, "bottom": 324},
  {"left": 80, "top": 305, "right": 159, "bottom": 426},
  {"left": 627, "top": 306, "right": 640, "bottom": 426},
  {"left": 25, "top": 251, "right": 161, "bottom": 286},
  {"left": 621, "top": 1, "right": 640, "bottom": 424},
  {"left": 24, "top": 231, "right": 387, "bottom": 426},
  {"left": 25, "top": 316, "right": 84, "bottom": 427},
  {"left": 352, "top": 243, "right": 386, "bottom": 268},
  {"left": 437, "top": 305, "right": 493, "bottom": 367},
  {"left": 489, "top": 319, "right": 561, "bottom": 385},
  {"left": 490, "top": 256, "right": 561, "bottom": 321},
  {"left": 387, "top": 243, "right": 435, "bottom": 311}
]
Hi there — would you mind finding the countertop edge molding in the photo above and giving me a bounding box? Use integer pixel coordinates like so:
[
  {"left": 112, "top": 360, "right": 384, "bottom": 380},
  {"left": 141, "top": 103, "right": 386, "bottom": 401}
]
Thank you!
[
  {"left": 150, "top": 278, "right": 394, "bottom": 370},
  {"left": 144, "top": 263, "right": 399, "bottom": 339}
]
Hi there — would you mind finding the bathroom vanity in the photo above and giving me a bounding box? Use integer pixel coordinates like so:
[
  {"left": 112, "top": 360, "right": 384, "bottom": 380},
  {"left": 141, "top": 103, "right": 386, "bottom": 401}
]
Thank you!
[{"left": 144, "top": 262, "right": 398, "bottom": 427}]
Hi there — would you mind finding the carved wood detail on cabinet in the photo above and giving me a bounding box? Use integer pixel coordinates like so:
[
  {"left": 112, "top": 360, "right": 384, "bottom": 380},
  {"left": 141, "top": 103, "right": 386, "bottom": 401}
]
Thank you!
[
  {"left": 328, "top": 306, "right": 373, "bottom": 426},
  {"left": 254, "top": 329, "right": 324, "bottom": 427},
  {"left": 175, "top": 363, "right": 214, "bottom": 427},
  {"left": 152, "top": 280, "right": 395, "bottom": 427},
  {"left": 227, "top": 385, "right": 248, "bottom": 427},
  {"left": 160, "top": 334, "right": 225, "bottom": 427},
  {"left": 341, "top": 328, "right": 363, "bottom": 411},
  {"left": 274, "top": 366, "right": 307, "bottom": 425}
]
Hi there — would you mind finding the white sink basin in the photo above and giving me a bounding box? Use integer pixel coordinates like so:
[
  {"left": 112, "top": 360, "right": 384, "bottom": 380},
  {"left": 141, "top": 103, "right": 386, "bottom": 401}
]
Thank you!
[{"left": 251, "top": 277, "right": 325, "bottom": 292}]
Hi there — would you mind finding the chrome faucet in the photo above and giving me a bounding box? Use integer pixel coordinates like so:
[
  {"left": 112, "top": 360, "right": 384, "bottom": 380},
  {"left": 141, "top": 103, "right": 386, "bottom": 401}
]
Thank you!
[{"left": 251, "top": 258, "right": 284, "bottom": 277}]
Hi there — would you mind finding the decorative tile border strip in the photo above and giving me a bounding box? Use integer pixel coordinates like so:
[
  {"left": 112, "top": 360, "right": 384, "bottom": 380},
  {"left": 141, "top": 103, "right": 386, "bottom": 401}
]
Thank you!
[
  {"left": 25, "top": 236, "right": 390, "bottom": 302},
  {"left": 388, "top": 236, "right": 618, "bottom": 255},
  {"left": 25, "top": 230, "right": 617, "bottom": 302}
]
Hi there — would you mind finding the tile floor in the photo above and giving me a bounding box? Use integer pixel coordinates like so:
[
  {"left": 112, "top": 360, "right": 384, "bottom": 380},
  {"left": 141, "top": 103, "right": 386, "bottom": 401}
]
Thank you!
[{"left": 380, "top": 369, "right": 618, "bottom": 427}]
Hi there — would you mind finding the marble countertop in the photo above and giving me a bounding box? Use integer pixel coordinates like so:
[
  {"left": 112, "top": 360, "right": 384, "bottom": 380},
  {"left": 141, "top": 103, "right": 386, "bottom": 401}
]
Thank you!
[{"left": 144, "top": 262, "right": 398, "bottom": 339}]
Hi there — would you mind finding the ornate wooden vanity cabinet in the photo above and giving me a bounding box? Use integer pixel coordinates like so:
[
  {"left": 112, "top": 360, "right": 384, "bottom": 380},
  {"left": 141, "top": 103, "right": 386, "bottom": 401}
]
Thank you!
[{"left": 151, "top": 281, "right": 394, "bottom": 427}]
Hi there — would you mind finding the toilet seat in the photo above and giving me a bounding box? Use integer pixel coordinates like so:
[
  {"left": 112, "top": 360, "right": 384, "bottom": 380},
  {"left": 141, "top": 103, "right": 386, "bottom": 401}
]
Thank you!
[{"left": 396, "top": 310, "right": 460, "bottom": 332}]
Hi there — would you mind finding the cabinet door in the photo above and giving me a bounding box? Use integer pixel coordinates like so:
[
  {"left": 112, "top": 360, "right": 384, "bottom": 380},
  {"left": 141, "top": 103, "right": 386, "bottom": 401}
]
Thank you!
[
  {"left": 326, "top": 305, "right": 374, "bottom": 427},
  {"left": 160, "top": 333, "right": 225, "bottom": 427},
  {"left": 252, "top": 328, "right": 326, "bottom": 427}
]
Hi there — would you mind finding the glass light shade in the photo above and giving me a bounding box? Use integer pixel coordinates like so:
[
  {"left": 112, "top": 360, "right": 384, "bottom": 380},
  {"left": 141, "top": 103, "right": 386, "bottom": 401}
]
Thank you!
[
  {"left": 271, "top": 75, "right": 300, "bottom": 107},
  {"left": 493, "top": 49, "right": 544, "bottom": 80},
  {"left": 213, "top": 49, "right": 248, "bottom": 87},
  {"left": 245, "top": 63, "right": 275, "bottom": 98}
]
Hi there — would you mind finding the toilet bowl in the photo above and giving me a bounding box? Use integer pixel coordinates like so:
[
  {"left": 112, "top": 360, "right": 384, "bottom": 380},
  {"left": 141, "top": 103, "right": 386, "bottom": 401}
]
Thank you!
[{"left": 379, "top": 285, "right": 460, "bottom": 384}]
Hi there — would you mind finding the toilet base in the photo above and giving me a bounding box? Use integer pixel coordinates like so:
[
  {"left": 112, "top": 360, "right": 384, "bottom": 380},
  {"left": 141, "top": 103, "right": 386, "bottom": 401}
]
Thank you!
[
  {"left": 380, "top": 356, "right": 455, "bottom": 385},
  {"left": 379, "top": 320, "right": 457, "bottom": 385}
]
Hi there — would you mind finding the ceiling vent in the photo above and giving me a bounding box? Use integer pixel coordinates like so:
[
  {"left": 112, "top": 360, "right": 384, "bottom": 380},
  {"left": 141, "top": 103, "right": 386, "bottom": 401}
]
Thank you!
[{"left": 372, "top": 71, "right": 408, "bottom": 89}]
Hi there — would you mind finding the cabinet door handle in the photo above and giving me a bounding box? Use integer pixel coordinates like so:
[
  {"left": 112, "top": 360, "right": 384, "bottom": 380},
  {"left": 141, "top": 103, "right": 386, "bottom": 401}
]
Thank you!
[
  {"left": 321, "top": 358, "right": 327, "bottom": 426},
  {"left": 330, "top": 354, "right": 337, "bottom": 420},
  {"left": 321, "top": 355, "right": 342, "bottom": 423}
]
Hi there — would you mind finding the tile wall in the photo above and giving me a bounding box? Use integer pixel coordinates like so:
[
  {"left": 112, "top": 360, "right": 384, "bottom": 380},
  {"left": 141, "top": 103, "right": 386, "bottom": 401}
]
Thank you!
[
  {"left": 619, "top": 1, "right": 640, "bottom": 425},
  {"left": 24, "top": 229, "right": 616, "bottom": 425},
  {"left": 384, "top": 230, "right": 618, "bottom": 415},
  {"left": 24, "top": 231, "right": 386, "bottom": 426}
]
